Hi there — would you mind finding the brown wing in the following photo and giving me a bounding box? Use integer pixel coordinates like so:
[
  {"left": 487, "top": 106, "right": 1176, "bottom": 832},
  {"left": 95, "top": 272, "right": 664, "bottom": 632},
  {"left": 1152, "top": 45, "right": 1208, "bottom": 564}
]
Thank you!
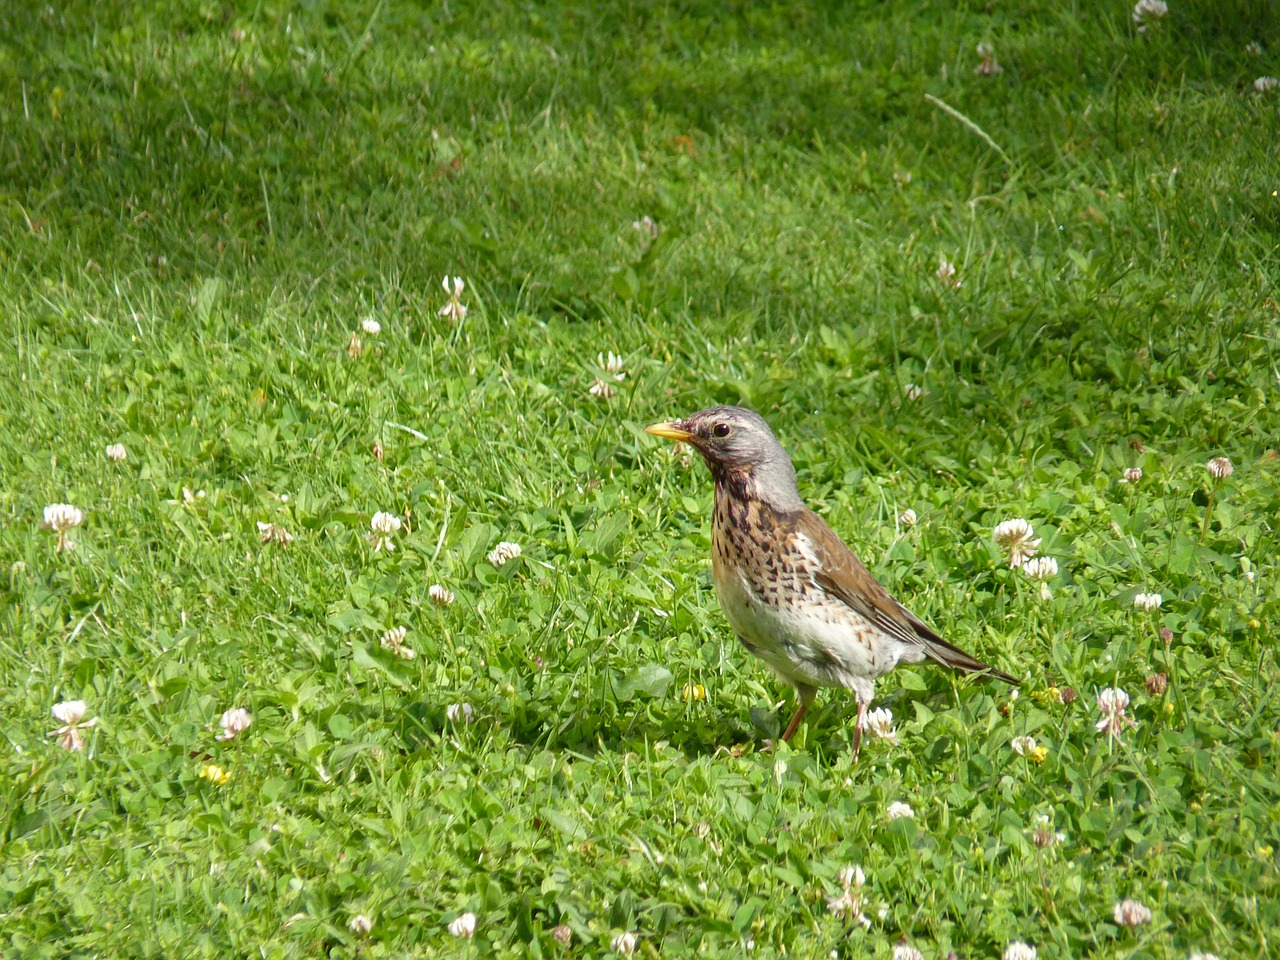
[{"left": 798, "top": 509, "right": 1019, "bottom": 684}]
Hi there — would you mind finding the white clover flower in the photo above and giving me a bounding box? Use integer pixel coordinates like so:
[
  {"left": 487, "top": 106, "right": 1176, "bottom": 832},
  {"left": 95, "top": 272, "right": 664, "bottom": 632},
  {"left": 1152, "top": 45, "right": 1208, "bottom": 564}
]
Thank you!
[
  {"left": 106, "top": 443, "right": 127, "bottom": 462},
  {"left": 348, "top": 914, "right": 373, "bottom": 935},
  {"left": 1206, "top": 457, "right": 1234, "bottom": 479},
  {"left": 1030, "top": 813, "right": 1066, "bottom": 848},
  {"left": 588, "top": 377, "right": 617, "bottom": 400},
  {"left": 552, "top": 924, "right": 573, "bottom": 945},
  {"left": 360, "top": 317, "right": 381, "bottom": 335},
  {"left": 599, "top": 351, "right": 626, "bottom": 380},
  {"left": 1114, "top": 899, "right": 1152, "bottom": 926},
  {"left": 903, "top": 383, "right": 924, "bottom": 401},
  {"left": 487, "top": 541, "right": 522, "bottom": 566},
  {"left": 611, "top": 931, "right": 638, "bottom": 956},
  {"left": 257, "top": 521, "right": 294, "bottom": 546},
  {"left": 993, "top": 518, "right": 1041, "bottom": 568},
  {"left": 346, "top": 331, "right": 363, "bottom": 358},
  {"left": 448, "top": 912, "right": 477, "bottom": 938},
  {"left": 886, "top": 801, "right": 915, "bottom": 821},
  {"left": 1189, "top": 953, "right": 1222, "bottom": 960},
  {"left": 974, "top": 42, "right": 1003, "bottom": 76},
  {"left": 1023, "top": 557, "right": 1058, "bottom": 580},
  {"left": 1010, "top": 735, "right": 1038, "bottom": 757},
  {"left": 1022, "top": 556, "right": 1058, "bottom": 599},
  {"left": 936, "top": 256, "right": 961, "bottom": 288},
  {"left": 837, "top": 865, "right": 865, "bottom": 890},
  {"left": 1096, "top": 687, "right": 1136, "bottom": 739},
  {"left": 632, "top": 216, "right": 658, "bottom": 239},
  {"left": 1012, "top": 736, "right": 1048, "bottom": 763},
  {"left": 439, "top": 276, "right": 468, "bottom": 322},
  {"left": 50, "top": 699, "right": 98, "bottom": 751},
  {"left": 1122, "top": 466, "right": 1143, "bottom": 483},
  {"left": 1132, "top": 0, "right": 1168, "bottom": 32},
  {"left": 863, "top": 707, "right": 898, "bottom": 745},
  {"left": 1133, "top": 592, "right": 1162, "bottom": 612},
  {"left": 217, "top": 707, "right": 252, "bottom": 741},
  {"left": 380, "top": 626, "right": 414, "bottom": 660},
  {"left": 369, "top": 511, "right": 402, "bottom": 552},
  {"left": 825, "top": 887, "right": 871, "bottom": 927},
  {"left": 1003, "top": 943, "right": 1037, "bottom": 960},
  {"left": 825, "top": 888, "right": 856, "bottom": 917},
  {"left": 446, "top": 702, "right": 475, "bottom": 724},
  {"left": 827, "top": 863, "right": 868, "bottom": 924},
  {"left": 898, "top": 508, "right": 917, "bottom": 528},
  {"left": 893, "top": 945, "right": 925, "bottom": 960},
  {"left": 429, "top": 583, "right": 455, "bottom": 607},
  {"left": 43, "top": 503, "right": 84, "bottom": 553},
  {"left": 52, "top": 700, "right": 89, "bottom": 726}
]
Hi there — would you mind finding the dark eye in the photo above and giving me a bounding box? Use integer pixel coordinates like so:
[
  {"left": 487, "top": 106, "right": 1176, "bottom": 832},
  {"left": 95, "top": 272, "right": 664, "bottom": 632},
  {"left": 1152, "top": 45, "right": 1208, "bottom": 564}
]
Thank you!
[{"left": 712, "top": 423, "right": 731, "bottom": 438}]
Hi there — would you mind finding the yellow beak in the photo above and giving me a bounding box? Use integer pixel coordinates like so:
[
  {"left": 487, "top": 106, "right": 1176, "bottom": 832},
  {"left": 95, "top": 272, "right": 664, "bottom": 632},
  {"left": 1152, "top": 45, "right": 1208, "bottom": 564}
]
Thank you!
[{"left": 644, "top": 421, "right": 695, "bottom": 442}]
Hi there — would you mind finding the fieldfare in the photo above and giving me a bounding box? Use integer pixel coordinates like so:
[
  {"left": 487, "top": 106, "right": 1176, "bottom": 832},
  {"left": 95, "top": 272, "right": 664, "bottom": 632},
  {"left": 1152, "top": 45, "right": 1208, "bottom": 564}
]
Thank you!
[{"left": 646, "top": 405, "right": 1018, "bottom": 750}]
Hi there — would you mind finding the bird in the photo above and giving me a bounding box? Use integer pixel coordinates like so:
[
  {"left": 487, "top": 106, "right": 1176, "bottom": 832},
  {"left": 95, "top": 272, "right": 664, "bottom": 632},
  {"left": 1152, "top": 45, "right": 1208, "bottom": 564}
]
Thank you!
[{"left": 645, "top": 405, "right": 1018, "bottom": 751}]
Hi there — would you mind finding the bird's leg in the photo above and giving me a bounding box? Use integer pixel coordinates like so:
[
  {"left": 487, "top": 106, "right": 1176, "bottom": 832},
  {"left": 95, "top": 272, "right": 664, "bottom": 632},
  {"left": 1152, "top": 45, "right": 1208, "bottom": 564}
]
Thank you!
[
  {"left": 781, "top": 685, "right": 817, "bottom": 743},
  {"left": 850, "top": 699, "right": 868, "bottom": 760},
  {"left": 781, "top": 703, "right": 808, "bottom": 742}
]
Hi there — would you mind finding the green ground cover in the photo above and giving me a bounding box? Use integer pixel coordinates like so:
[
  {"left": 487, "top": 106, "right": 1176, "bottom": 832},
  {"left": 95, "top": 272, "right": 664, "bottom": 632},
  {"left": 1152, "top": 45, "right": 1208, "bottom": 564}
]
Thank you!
[{"left": 2, "top": 1, "right": 1279, "bottom": 956}]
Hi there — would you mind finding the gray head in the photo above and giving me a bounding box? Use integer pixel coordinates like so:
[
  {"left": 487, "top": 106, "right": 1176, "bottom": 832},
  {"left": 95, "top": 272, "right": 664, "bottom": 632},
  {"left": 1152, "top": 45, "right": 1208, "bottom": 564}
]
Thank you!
[{"left": 645, "top": 405, "right": 804, "bottom": 511}]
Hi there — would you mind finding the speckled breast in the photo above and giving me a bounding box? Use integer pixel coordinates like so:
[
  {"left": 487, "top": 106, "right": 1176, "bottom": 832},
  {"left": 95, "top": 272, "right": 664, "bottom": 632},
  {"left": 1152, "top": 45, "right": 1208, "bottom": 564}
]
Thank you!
[
  {"left": 709, "top": 480, "right": 886, "bottom": 695},
  {"left": 710, "top": 486, "right": 820, "bottom": 680}
]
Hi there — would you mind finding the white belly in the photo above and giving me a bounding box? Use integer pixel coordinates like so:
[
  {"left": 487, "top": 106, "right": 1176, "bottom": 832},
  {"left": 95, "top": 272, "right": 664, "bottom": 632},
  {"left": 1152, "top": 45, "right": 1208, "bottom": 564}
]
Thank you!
[{"left": 715, "top": 561, "right": 904, "bottom": 704}]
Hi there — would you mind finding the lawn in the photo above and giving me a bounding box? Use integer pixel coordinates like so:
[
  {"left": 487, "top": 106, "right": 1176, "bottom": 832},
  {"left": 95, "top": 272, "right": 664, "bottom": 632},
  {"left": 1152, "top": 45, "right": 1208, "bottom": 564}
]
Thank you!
[{"left": 2, "top": 1, "right": 1279, "bottom": 957}]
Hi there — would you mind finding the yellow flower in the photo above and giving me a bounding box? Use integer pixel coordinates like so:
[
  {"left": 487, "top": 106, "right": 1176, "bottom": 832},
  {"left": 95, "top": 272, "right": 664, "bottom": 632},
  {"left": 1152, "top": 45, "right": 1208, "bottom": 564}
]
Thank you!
[
  {"left": 682, "top": 683, "right": 707, "bottom": 702},
  {"left": 1029, "top": 744, "right": 1049, "bottom": 764},
  {"left": 199, "top": 763, "right": 231, "bottom": 786},
  {"left": 1030, "top": 686, "right": 1060, "bottom": 706}
]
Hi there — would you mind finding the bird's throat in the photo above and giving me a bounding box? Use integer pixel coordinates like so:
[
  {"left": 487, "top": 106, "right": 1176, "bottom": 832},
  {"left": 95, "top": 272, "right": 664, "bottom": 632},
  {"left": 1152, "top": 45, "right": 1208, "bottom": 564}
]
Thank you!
[
  {"left": 712, "top": 465, "right": 755, "bottom": 507},
  {"left": 712, "top": 460, "right": 805, "bottom": 515}
]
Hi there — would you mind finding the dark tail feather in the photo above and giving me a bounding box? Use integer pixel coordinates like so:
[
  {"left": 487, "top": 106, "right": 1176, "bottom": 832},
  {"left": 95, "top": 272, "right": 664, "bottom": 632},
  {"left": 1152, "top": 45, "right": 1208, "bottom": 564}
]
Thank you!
[
  {"left": 895, "top": 600, "right": 1021, "bottom": 684},
  {"left": 920, "top": 635, "right": 1020, "bottom": 684}
]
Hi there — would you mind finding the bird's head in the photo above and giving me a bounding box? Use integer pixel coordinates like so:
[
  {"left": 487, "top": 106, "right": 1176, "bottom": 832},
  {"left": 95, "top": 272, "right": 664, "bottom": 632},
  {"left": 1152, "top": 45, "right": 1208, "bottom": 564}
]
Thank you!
[{"left": 645, "top": 406, "right": 803, "bottom": 509}]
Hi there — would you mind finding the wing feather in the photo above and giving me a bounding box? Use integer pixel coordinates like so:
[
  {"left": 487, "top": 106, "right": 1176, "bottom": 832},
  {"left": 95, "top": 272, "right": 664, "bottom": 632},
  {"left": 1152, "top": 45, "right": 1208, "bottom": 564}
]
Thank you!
[{"left": 799, "top": 510, "right": 1018, "bottom": 684}]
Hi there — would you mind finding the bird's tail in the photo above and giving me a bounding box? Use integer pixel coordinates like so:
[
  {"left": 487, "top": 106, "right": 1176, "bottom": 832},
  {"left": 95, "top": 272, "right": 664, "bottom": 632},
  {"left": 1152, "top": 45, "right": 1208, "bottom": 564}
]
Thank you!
[
  {"left": 920, "top": 635, "right": 1020, "bottom": 685},
  {"left": 896, "top": 599, "right": 1020, "bottom": 684}
]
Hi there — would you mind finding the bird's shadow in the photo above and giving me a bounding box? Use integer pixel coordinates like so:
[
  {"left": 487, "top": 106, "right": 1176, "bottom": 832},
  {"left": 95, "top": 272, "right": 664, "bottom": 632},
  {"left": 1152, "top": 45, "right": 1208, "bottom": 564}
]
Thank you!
[{"left": 397, "top": 686, "right": 977, "bottom": 764}]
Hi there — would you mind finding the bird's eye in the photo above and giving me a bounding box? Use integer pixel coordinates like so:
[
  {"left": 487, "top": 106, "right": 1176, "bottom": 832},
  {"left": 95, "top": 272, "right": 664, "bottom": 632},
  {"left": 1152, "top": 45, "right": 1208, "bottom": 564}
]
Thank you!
[{"left": 712, "top": 423, "right": 731, "bottom": 438}]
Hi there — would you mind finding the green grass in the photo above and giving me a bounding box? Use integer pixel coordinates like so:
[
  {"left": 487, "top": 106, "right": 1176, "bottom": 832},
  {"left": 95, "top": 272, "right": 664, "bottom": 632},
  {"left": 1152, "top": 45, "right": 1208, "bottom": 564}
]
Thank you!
[{"left": 3, "top": 0, "right": 1280, "bottom": 956}]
